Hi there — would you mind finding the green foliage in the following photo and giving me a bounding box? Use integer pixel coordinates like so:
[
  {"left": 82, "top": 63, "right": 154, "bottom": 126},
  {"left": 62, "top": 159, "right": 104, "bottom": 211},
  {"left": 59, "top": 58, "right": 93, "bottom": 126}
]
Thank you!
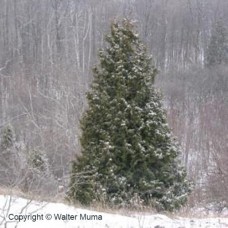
[
  {"left": 68, "top": 19, "right": 191, "bottom": 211},
  {"left": 205, "top": 20, "right": 228, "bottom": 67}
]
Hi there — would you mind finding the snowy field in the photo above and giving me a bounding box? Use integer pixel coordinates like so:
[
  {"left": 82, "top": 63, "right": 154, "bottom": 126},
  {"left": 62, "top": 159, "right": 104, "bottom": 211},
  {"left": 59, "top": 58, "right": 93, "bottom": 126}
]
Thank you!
[{"left": 0, "top": 195, "right": 228, "bottom": 228}]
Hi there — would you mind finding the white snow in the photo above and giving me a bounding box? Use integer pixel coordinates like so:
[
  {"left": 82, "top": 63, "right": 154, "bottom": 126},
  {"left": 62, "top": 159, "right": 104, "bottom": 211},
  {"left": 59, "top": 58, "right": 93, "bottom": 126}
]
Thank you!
[{"left": 0, "top": 195, "right": 228, "bottom": 228}]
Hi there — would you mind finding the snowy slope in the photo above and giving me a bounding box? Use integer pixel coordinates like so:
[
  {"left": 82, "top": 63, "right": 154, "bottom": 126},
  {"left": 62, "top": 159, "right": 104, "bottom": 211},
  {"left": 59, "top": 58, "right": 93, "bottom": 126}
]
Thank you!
[{"left": 0, "top": 195, "right": 228, "bottom": 228}]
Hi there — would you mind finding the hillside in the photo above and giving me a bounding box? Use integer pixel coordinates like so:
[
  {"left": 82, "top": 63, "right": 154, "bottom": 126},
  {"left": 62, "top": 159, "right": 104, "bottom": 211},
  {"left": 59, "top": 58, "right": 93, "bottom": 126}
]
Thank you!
[{"left": 0, "top": 195, "right": 228, "bottom": 228}]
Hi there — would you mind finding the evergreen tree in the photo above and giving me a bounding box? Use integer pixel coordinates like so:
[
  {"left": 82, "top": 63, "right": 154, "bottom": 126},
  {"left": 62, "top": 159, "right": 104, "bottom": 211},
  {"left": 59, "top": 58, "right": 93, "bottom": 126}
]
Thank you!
[
  {"left": 68, "top": 19, "right": 191, "bottom": 211},
  {"left": 27, "top": 149, "right": 49, "bottom": 173},
  {"left": 205, "top": 20, "right": 228, "bottom": 67},
  {"left": 0, "top": 125, "right": 14, "bottom": 151},
  {"left": 0, "top": 125, "right": 18, "bottom": 186},
  {"left": 23, "top": 149, "right": 53, "bottom": 193}
]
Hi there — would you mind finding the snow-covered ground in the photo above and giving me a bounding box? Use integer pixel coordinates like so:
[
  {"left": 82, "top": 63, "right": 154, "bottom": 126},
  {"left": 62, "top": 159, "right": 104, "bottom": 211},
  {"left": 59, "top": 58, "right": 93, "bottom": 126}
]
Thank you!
[{"left": 0, "top": 195, "right": 228, "bottom": 228}]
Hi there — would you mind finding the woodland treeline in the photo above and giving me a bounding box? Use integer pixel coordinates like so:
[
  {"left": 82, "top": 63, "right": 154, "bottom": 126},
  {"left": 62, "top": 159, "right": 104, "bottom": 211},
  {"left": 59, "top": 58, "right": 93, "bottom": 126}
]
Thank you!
[{"left": 0, "top": 0, "right": 227, "bottom": 207}]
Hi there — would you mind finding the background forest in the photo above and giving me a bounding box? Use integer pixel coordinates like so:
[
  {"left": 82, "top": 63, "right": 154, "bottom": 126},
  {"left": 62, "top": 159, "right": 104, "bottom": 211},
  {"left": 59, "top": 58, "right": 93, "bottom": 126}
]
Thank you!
[{"left": 0, "top": 0, "right": 227, "bottom": 209}]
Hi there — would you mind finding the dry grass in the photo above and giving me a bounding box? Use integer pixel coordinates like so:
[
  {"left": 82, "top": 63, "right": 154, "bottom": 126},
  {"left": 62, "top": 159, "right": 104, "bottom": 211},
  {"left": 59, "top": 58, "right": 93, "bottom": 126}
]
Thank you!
[
  {"left": 0, "top": 186, "right": 27, "bottom": 198},
  {"left": 1, "top": 187, "right": 226, "bottom": 219},
  {"left": 0, "top": 186, "right": 67, "bottom": 205}
]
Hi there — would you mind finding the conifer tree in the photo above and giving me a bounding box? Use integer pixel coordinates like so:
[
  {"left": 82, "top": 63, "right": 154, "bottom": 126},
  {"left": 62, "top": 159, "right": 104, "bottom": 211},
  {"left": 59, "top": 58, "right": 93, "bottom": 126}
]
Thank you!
[
  {"left": 0, "top": 125, "right": 14, "bottom": 151},
  {"left": 28, "top": 149, "right": 49, "bottom": 173},
  {"left": 23, "top": 149, "right": 53, "bottom": 193},
  {"left": 205, "top": 20, "right": 228, "bottom": 67},
  {"left": 0, "top": 125, "right": 18, "bottom": 186},
  {"left": 68, "top": 19, "right": 191, "bottom": 211}
]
